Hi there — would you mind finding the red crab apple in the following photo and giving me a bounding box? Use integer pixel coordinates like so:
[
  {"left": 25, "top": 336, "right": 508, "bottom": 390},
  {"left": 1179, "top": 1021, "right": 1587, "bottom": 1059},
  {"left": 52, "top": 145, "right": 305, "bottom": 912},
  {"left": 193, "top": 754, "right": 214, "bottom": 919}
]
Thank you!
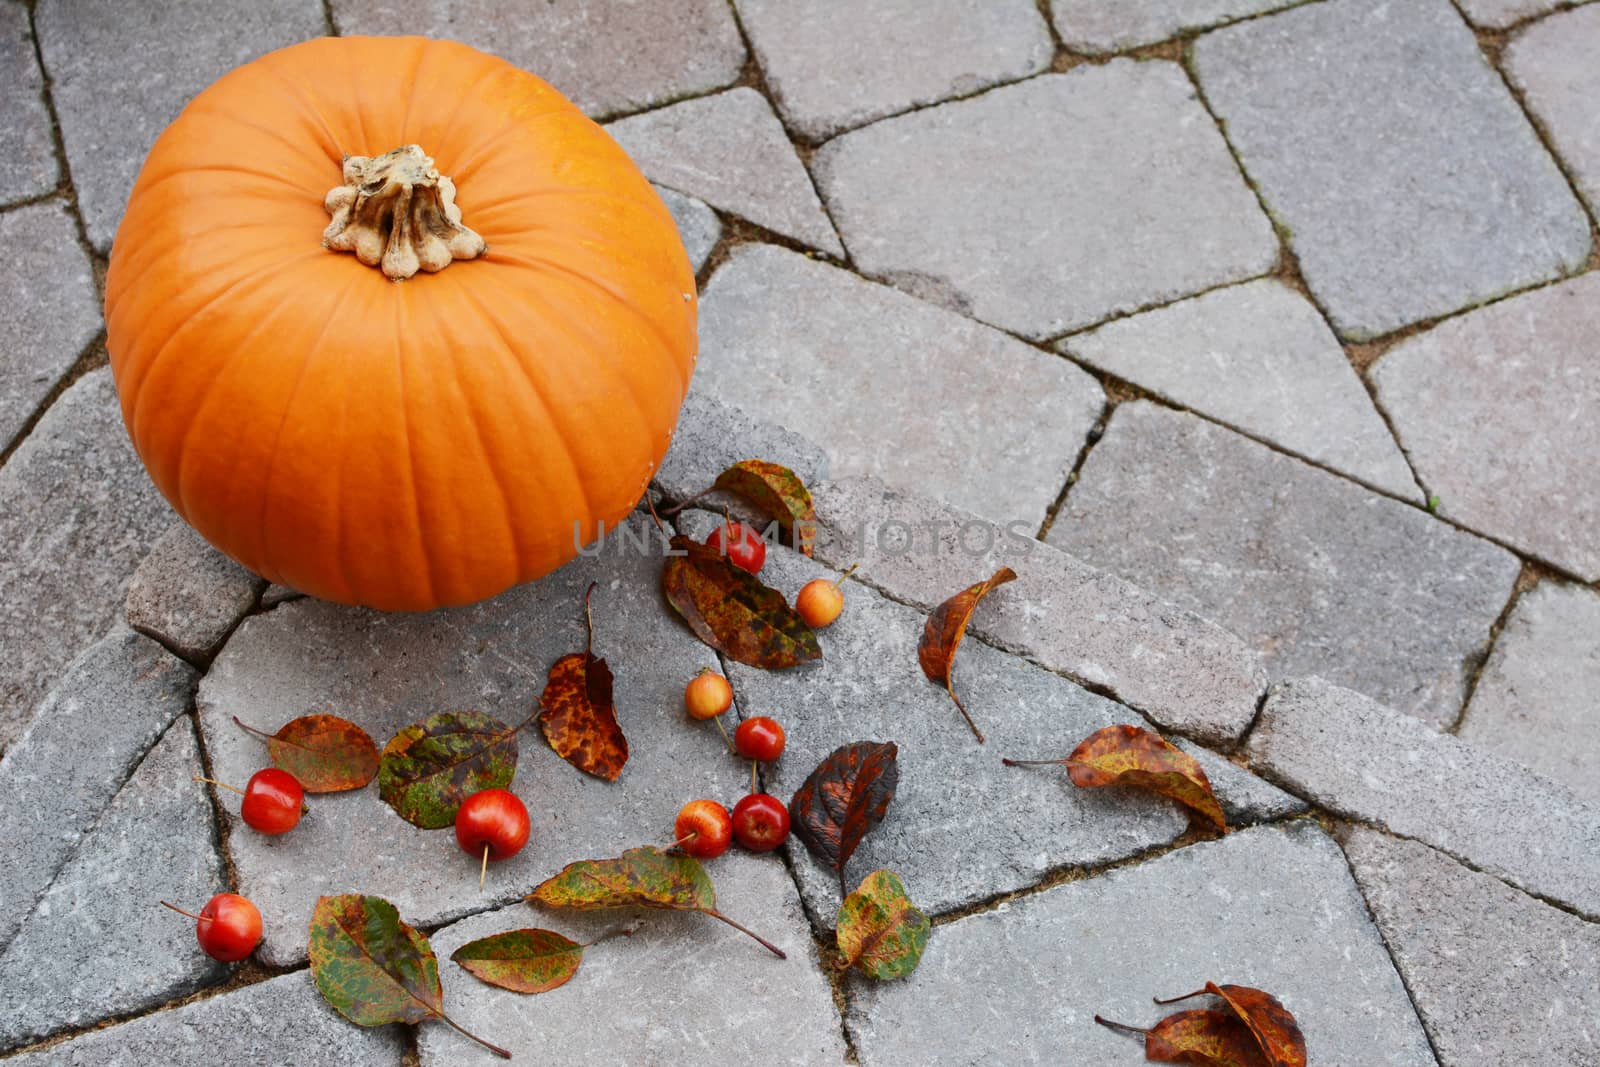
[
  {"left": 734, "top": 717, "right": 786, "bottom": 762},
  {"left": 732, "top": 793, "right": 790, "bottom": 852},
  {"left": 674, "top": 799, "right": 733, "bottom": 859},
  {"left": 161, "top": 893, "right": 262, "bottom": 962},
  {"left": 195, "top": 768, "right": 305, "bottom": 835},
  {"left": 456, "top": 788, "right": 530, "bottom": 889},
  {"left": 707, "top": 520, "right": 767, "bottom": 575}
]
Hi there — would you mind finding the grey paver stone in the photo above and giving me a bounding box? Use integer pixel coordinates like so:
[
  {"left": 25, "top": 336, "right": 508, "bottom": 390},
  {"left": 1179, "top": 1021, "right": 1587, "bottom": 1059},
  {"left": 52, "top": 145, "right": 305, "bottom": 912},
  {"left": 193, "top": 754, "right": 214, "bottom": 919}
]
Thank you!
[
  {"left": 1061, "top": 279, "right": 1419, "bottom": 498},
  {"left": 125, "top": 521, "right": 265, "bottom": 662},
  {"left": 0, "top": 970, "right": 404, "bottom": 1066},
  {"left": 332, "top": 0, "right": 745, "bottom": 121},
  {"left": 1459, "top": 582, "right": 1600, "bottom": 805},
  {"left": 654, "top": 184, "right": 721, "bottom": 275},
  {"left": 1191, "top": 0, "right": 1591, "bottom": 341},
  {"left": 1048, "top": 0, "right": 1304, "bottom": 53},
  {"left": 198, "top": 513, "right": 730, "bottom": 967},
  {"left": 1173, "top": 739, "right": 1308, "bottom": 824},
  {"left": 420, "top": 852, "right": 848, "bottom": 1066},
  {"left": 1050, "top": 402, "right": 1520, "bottom": 725},
  {"left": 0, "top": 718, "right": 226, "bottom": 1049},
  {"left": 607, "top": 89, "right": 843, "bottom": 256},
  {"left": 675, "top": 510, "right": 1193, "bottom": 920},
  {"left": 0, "top": 3, "right": 58, "bottom": 204},
  {"left": 733, "top": 0, "right": 1052, "bottom": 142},
  {"left": 0, "top": 628, "right": 196, "bottom": 952},
  {"left": 813, "top": 60, "right": 1277, "bottom": 340},
  {"left": 849, "top": 822, "right": 1435, "bottom": 1066},
  {"left": 259, "top": 583, "right": 302, "bottom": 608},
  {"left": 810, "top": 475, "right": 1266, "bottom": 743},
  {"left": 1343, "top": 825, "right": 1600, "bottom": 1066},
  {"left": 697, "top": 245, "right": 1105, "bottom": 529},
  {"left": 1506, "top": 5, "right": 1600, "bottom": 215},
  {"left": 1456, "top": 0, "right": 1587, "bottom": 29},
  {"left": 0, "top": 201, "right": 101, "bottom": 453},
  {"left": 35, "top": 0, "right": 325, "bottom": 252},
  {"left": 1371, "top": 272, "right": 1600, "bottom": 581},
  {"left": 0, "top": 368, "right": 174, "bottom": 750},
  {"left": 1247, "top": 676, "right": 1600, "bottom": 919}
]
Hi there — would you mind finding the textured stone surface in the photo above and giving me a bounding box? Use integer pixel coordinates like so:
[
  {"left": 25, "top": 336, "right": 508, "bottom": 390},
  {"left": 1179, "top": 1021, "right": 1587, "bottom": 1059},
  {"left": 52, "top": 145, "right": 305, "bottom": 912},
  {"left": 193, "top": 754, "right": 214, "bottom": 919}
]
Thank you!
[
  {"left": 733, "top": 0, "right": 1052, "bottom": 142},
  {"left": 0, "top": 369, "right": 174, "bottom": 750},
  {"left": 1457, "top": 0, "right": 1585, "bottom": 29},
  {"left": 1371, "top": 273, "right": 1600, "bottom": 582},
  {"left": 1460, "top": 582, "right": 1600, "bottom": 804},
  {"left": 1051, "top": 402, "right": 1520, "bottom": 725},
  {"left": 0, "top": 629, "right": 196, "bottom": 952},
  {"left": 654, "top": 184, "right": 721, "bottom": 275},
  {"left": 811, "top": 475, "right": 1266, "bottom": 743},
  {"left": 1, "top": 970, "right": 404, "bottom": 1066},
  {"left": 259, "top": 583, "right": 302, "bottom": 608},
  {"left": 1192, "top": 0, "right": 1591, "bottom": 341},
  {"left": 0, "top": 3, "right": 58, "bottom": 205},
  {"left": 697, "top": 245, "right": 1105, "bottom": 529},
  {"left": 0, "top": 202, "right": 101, "bottom": 453},
  {"left": 125, "top": 521, "right": 265, "bottom": 663},
  {"left": 1343, "top": 826, "right": 1600, "bottom": 1066},
  {"left": 608, "top": 90, "right": 843, "bottom": 255},
  {"left": 420, "top": 852, "right": 847, "bottom": 1066},
  {"left": 1061, "top": 279, "right": 1419, "bottom": 498},
  {"left": 0, "top": 718, "right": 226, "bottom": 1050},
  {"left": 1174, "top": 739, "right": 1308, "bottom": 824},
  {"left": 198, "top": 514, "right": 729, "bottom": 967},
  {"left": 814, "top": 61, "right": 1276, "bottom": 340},
  {"left": 35, "top": 0, "right": 324, "bottom": 252},
  {"left": 677, "top": 510, "right": 1190, "bottom": 919},
  {"left": 850, "top": 823, "right": 1434, "bottom": 1066},
  {"left": 332, "top": 0, "right": 745, "bottom": 121},
  {"left": 1507, "top": 5, "right": 1600, "bottom": 216},
  {"left": 1248, "top": 676, "right": 1600, "bottom": 919},
  {"left": 1049, "top": 0, "right": 1302, "bottom": 53}
]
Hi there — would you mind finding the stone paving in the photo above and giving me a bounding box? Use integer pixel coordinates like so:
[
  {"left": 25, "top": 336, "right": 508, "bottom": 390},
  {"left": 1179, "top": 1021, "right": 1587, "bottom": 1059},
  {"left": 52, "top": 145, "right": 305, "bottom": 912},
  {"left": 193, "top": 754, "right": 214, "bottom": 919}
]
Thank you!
[{"left": 3, "top": 2, "right": 1600, "bottom": 1065}]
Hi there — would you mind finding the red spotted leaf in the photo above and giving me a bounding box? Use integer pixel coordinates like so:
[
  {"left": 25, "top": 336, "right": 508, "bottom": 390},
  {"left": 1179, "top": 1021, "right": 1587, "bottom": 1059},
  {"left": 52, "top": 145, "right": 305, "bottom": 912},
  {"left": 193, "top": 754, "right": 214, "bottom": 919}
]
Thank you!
[
  {"left": 1005, "top": 724, "right": 1226, "bottom": 832},
  {"left": 378, "top": 711, "right": 522, "bottom": 829},
  {"left": 713, "top": 459, "right": 818, "bottom": 555},
  {"left": 233, "top": 714, "right": 379, "bottom": 793},
  {"left": 661, "top": 534, "right": 821, "bottom": 669},
  {"left": 918, "top": 568, "right": 1016, "bottom": 743},
  {"left": 1096, "top": 1010, "right": 1269, "bottom": 1067},
  {"left": 539, "top": 583, "right": 628, "bottom": 781},
  {"left": 790, "top": 741, "right": 899, "bottom": 895},
  {"left": 1155, "top": 985, "right": 1306, "bottom": 1067}
]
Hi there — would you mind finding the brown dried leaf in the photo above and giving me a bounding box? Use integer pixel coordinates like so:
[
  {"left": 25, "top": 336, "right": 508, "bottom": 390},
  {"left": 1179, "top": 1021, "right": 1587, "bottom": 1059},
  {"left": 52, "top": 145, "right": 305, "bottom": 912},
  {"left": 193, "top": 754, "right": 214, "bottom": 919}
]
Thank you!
[
  {"left": 917, "top": 568, "right": 1016, "bottom": 743},
  {"left": 233, "top": 714, "right": 379, "bottom": 793},
  {"left": 1096, "top": 1010, "right": 1269, "bottom": 1066},
  {"left": 790, "top": 741, "right": 899, "bottom": 896},
  {"left": 661, "top": 534, "right": 821, "bottom": 669},
  {"left": 539, "top": 582, "right": 628, "bottom": 781},
  {"left": 712, "top": 459, "right": 818, "bottom": 555},
  {"left": 1156, "top": 985, "right": 1306, "bottom": 1067},
  {"left": 1007, "top": 724, "right": 1226, "bottom": 831}
]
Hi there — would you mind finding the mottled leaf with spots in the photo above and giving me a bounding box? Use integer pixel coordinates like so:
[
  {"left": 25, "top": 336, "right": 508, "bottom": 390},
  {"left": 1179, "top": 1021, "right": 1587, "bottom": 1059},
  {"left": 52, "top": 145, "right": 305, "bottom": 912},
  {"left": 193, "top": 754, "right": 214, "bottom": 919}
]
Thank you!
[
  {"left": 378, "top": 710, "right": 521, "bottom": 829},
  {"left": 835, "top": 869, "right": 929, "bottom": 981},
  {"left": 661, "top": 534, "right": 821, "bottom": 669},
  {"left": 713, "top": 459, "right": 818, "bottom": 555},
  {"left": 234, "top": 713, "right": 379, "bottom": 793}
]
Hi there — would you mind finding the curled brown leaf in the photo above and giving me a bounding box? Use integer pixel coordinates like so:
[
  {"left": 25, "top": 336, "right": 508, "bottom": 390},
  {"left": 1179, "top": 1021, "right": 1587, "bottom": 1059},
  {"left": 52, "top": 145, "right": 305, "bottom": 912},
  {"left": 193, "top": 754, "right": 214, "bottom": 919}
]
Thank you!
[{"left": 917, "top": 568, "right": 1017, "bottom": 743}]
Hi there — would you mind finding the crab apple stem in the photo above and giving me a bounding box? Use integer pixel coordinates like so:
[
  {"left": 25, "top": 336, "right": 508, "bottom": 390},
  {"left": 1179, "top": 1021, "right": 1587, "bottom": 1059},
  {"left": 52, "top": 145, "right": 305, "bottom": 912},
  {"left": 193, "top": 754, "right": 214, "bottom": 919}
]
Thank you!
[
  {"left": 832, "top": 563, "right": 861, "bottom": 590},
  {"left": 1093, "top": 1016, "right": 1150, "bottom": 1040},
  {"left": 1153, "top": 989, "right": 1210, "bottom": 1006},
  {"left": 706, "top": 909, "right": 786, "bottom": 959},
  {"left": 159, "top": 901, "right": 209, "bottom": 922},
  {"left": 436, "top": 1010, "right": 511, "bottom": 1059},
  {"left": 480, "top": 844, "right": 489, "bottom": 892},
  {"left": 712, "top": 716, "right": 735, "bottom": 754},
  {"left": 192, "top": 776, "right": 245, "bottom": 796},
  {"left": 1000, "top": 757, "right": 1065, "bottom": 767},
  {"left": 669, "top": 831, "right": 699, "bottom": 850},
  {"left": 750, "top": 759, "right": 758, "bottom": 795}
]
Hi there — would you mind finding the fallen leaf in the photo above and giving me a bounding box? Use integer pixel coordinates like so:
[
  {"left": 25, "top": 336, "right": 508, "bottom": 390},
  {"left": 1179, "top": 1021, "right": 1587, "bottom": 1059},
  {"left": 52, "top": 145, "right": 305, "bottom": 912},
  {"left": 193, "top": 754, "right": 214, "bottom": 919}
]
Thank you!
[
  {"left": 917, "top": 568, "right": 1016, "bottom": 743},
  {"left": 1095, "top": 1010, "right": 1269, "bottom": 1066},
  {"left": 529, "top": 846, "right": 786, "bottom": 959},
  {"left": 539, "top": 582, "right": 628, "bottom": 781},
  {"left": 308, "top": 894, "right": 509, "bottom": 1059},
  {"left": 233, "top": 714, "right": 379, "bottom": 793},
  {"left": 713, "top": 459, "right": 818, "bottom": 556},
  {"left": 790, "top": 741, "right": 899, "bottom": 896},
  {"left": 378, "top": 710, "right": 522, "bottom": 829},
  {"left": 661, "top": 534, "right": 821, "bottom": 669},
  {"left": 1155, "top": 984, "right": 1306, "bottom": 1067},
  {"left": 450, "top": 929, "right": 585, "bottom": 995},
  {"left": 835, "top": 869, "right": 929, "bottom": 981},
  {"left": 1004, "top": 724, "right": 1226, "bottom": 832}
]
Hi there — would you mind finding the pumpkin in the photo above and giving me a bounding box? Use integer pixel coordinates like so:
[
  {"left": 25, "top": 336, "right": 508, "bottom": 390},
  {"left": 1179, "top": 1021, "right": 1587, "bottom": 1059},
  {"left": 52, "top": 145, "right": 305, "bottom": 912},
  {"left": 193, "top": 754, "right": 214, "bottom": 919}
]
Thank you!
[{"left": 105, "top": 36, "right": 697, "bottom": 611}]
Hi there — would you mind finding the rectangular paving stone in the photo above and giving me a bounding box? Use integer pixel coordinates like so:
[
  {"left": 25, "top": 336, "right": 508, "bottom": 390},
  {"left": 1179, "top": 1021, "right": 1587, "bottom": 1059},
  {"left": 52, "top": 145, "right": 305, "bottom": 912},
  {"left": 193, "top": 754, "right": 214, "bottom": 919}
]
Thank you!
[
  {"left": 1050, "top": 402, "right": 1521, "bottom": 726},
  {"left": 1247, "top": 676, "right": 1600, "bottom": 919},
  {"left": 733, "top": 0, "right": 1052, "bottom": 142},
  {"left": 697, "top": 245, "right": 1105, "bottom": 530},
  {"left": 0, "top": 201, "right": 102, "bottom": 453},
  {"left": 1048, "top": 0, "right": 1303, "bottom": 53},
  {"left": 0, "top": 718, "right": 227, "bottom": 1050},
  {"left": 0, "top": 369, "right": 175, "bottom": 750},
  {"left": 1191, "top": 0, "right": 1591, "bottom": 341},
  {"left": 420, "top": 852, "right": 848, "bottom": 1066},
  {"left": 1061, "top": 278, "right": 1420, "bottom": 499},
  {"left": 332, "top": 0, "right": 746, "bottom": 121},
  {"left": 35, "top": 0, "right": 325, "bottom": 252},
  {"left": 1459, "top": 581, "right": 1600, "bottom": 805},
  {"left": 849, "top": 823, "right": 1435, "bottom": 1066},
  {"left": 0, "top": 628, "right": 196, "bottom": 953},
  {"left": 1507, "top": 5, "right": 1600, "bottom": 216},
  {"left": 125, "top": 521, "right": 265, "bottom": 663},
  {"left": 1174, "top": 738, "right": 1308, "bottom": 824},
  {"left": 813, "top": 60, "right": 1278, "bottom": 340},
  {"left": 0, "top": 3, "right": 58, "bottom": 205},
  {"left": 1371, "top": 273, "right": 1600, "bottom": 581},
  {"left": 810, "top": 475, "right": 1266, "bottom": 743},
  {"left": 653, "top": 184, "right": 721, "bottom": 275},
  {"left": 1456, "top": 0, "right": 1587, "bottom": 28},
  {"left": 198, "top": 513, "right": 732, "bottom": 967},
  {"left": 1, "top": 970, "right": 404, "bottom": 1066}
]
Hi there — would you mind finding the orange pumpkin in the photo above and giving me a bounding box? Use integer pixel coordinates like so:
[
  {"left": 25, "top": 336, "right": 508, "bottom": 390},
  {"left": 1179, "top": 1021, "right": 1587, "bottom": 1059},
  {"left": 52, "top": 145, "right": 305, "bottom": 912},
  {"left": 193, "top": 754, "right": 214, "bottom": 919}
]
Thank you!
[{"left": 105, "top": 36, "right": 697, "bottom": 611}]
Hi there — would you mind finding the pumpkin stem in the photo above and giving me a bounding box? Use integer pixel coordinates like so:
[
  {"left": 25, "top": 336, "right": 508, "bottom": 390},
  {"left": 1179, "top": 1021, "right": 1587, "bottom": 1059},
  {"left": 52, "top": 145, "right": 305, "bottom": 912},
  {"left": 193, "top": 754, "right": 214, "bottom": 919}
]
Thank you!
[{"left": 322, "top": 144, "right": 487, "bottom": 280}]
